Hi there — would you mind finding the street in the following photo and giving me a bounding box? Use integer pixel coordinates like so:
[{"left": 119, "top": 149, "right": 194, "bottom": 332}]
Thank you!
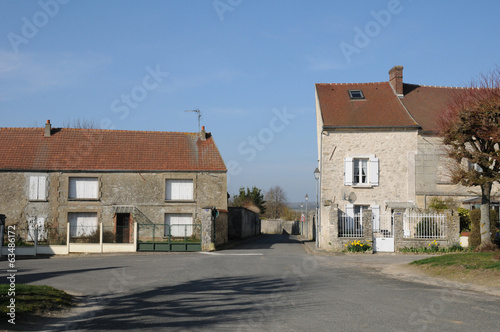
[{"left": 4, "top": 234, "right": 500, "bottom": 331}]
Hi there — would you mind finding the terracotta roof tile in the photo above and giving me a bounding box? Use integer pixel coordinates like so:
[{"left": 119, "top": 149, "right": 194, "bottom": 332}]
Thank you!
[
  {"left": 0, "top": 128, "right": 226, "bottom": 172},
  {"left": 316, "top": 82, "right": 419, "bottom": 128}
]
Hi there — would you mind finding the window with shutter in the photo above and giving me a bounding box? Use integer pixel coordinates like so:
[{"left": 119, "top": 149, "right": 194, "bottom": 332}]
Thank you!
[
  {"left": 166, "top": 179, "right": 194, "bottom": 201},
  {"left": 344, "top": 156, "right": 379, "bottom": 186},
  {"left": 165, "top": 213, "right": 193, "bottom": 237},
  {"left": 69, "top": 177, "right": 99, "bottom": 199},
  {"left": 28, "top": 176, "right": 47, "bottom": 201},
  {"left": 69, "top": 212, "right": 98, "bottom": 237}
]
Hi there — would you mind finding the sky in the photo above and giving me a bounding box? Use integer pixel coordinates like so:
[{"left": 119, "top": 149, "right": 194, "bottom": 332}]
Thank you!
[{"left": 1, "top": 0, "right": 499, "bottom": 203}]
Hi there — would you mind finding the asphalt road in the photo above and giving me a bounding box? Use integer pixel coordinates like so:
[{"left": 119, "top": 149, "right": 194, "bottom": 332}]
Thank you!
[{"left": 2, "top": 234, "right": 500, "bottom": 331}]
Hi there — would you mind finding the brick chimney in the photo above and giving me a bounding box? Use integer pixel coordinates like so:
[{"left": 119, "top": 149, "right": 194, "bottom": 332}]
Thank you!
[
  {"left": 200, "top": 126, "right": 206, "bottom": 140},
  {"left": 389, "top": 65, "right": 404, "bottom": 96},
  {"left": 44, "top": 120, "right": 51, "bottom": 137}
]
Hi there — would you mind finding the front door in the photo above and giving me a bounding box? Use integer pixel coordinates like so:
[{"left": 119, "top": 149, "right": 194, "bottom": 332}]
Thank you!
[
  {"left": 116, "top": 213, "right": 130, "bottom": 243},
  {"left": 373, "top": 213, "right": 395, "bottom": 252}
]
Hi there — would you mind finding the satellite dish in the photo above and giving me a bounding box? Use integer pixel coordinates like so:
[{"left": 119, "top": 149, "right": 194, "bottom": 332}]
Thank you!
[{"left": 348, "top": 192, "right": 356, "bottom": 203}]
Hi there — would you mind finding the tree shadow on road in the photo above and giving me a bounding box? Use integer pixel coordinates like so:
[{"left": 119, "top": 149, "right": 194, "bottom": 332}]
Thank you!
[{"left": 41, "top": 275, "right": 297, "bottom": 331}]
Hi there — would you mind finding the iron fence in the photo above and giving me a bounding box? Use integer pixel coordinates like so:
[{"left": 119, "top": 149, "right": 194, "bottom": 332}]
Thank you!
[{"left": 403, "top": 213, "right": 446, "bottom": 239}]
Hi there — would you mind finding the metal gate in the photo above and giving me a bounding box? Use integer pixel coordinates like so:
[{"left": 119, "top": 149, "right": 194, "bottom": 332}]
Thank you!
[
  {"left": 373, "top": 214, "right": 394, "bottom": 252},
  {"left": 137, "top": 223, "right": 202, "bottom": 252}
]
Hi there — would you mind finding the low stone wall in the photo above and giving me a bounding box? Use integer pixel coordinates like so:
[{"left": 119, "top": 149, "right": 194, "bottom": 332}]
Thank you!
[
  {"left": 261, "top": 219, "right": 300, "bottom": 235},
  {"left": 228, "top": 207, "right": 260, "bottom": 239}
]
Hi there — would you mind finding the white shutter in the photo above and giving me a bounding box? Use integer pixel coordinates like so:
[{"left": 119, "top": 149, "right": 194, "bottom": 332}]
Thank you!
[
  {"left": 345, "top": 158, "right": 353, "bottom": 186},
  {"left": 37, "top": 176, "right": 47, "bottom": 200},
  {"left": 370, "top": 158, "right": 379, "bottom": 186},
  {"left": 69, "top": 213, "right": 97, "bottom": 237},
  {"left": 70, "top": 178, "right": 98, "bottom": 199},
  {"left": 371, "top": 204, "right": 380, "bottom": 231},
  {"left": 166, "top": 214, "right": 193, "bottom": 237},
  {"left": 346, "top": 204, "right": 354, "bottom": 231},
  {"left": 37, "top": 217, "right": 46, "bottom": 241},
  {"left": 29, "top": 176, "right": 39, "bottom": 200},
  {"left": 166, "top": 180, "right": 193, "bottom": 200}
]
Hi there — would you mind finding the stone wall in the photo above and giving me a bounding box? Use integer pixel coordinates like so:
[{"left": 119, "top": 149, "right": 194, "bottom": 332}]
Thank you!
[
  {"left": 261, "top": 219, "right": 300, "bottom": 235},
  {"left": 228, "top": 207, "right": 260, "bottom": 239}
]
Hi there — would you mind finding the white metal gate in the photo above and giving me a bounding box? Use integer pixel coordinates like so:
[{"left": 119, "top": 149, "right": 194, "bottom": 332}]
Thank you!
[{"left": 373, "top": 213, "right": 394, "bottom": 252}]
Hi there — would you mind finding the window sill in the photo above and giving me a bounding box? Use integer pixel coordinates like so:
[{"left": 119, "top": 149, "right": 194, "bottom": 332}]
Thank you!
[
  {"left": 28, "top": 199, "right": 48, "bottom": 202},
  {"left": 68, "top": 198, "right": 100, "bottom": 202},
  {"left": 165, "top": 200, "right": 196, "bottom": 203},
  {"left": 352, "top": 184, "right": 373, "bottom": 188}
]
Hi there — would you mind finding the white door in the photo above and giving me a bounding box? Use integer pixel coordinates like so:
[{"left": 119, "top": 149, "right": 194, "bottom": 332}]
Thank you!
[{"left": 373, "top": 213, "right": 395, "bottom": 252}]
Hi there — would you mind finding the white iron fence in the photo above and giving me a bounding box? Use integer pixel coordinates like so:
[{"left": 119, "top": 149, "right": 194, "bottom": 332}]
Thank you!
[
  {"left": 338, "top": 212, "right": 364, "bottom": 237},
  {"left": 403, "top": 213, "right": 446, "bottom": 239}
]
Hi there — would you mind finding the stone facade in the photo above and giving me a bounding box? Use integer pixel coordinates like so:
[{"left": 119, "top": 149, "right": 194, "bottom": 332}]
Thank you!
[{"left": 0, "top": 171, "right": 228, "bottom": 249}]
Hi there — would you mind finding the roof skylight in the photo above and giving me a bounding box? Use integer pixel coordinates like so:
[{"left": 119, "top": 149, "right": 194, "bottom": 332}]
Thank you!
[{"left": 348, "top": 90, "right": 365, "bottom": 100}]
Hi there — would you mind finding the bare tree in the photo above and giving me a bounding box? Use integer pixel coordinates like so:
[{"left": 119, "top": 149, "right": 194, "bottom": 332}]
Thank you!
[
  {"left": 264, "top": 185, "right": 288, "bottom": 219},
  {"left": 62, "top": 118, "right": 96, "bottom": 129},
  {"left": 438, "top": 67, "right": 500, "bottom": 249}
]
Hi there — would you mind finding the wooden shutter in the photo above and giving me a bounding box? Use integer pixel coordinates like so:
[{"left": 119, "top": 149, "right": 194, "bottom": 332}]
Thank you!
[
  {"left": 29, "top": 176, "right": 39, "bottom": 200},
  {"left": 370, "top": 158, "right": 379, "bottom": 186},
  {"left": 37, "top": 176, "right": 46, "bottom": 200},
  {"left": 344, "top": 158, "right": 353, "bottom": 186},
  {"left": 371, "top": 204, "right": 380, "bottom": 230}
]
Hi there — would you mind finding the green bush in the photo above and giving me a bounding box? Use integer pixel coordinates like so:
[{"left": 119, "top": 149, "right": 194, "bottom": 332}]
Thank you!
[{"left": 469, "top": 208, "right": 498, "bottom": 247}]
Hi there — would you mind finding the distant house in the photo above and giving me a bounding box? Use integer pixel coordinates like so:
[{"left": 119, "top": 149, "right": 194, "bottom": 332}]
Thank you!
[
  {"left": 314, "top": 66, "right": 482, "bottom": 252},
  {"left": 0, "top": 121, "right": 227, "bottom": 253}
]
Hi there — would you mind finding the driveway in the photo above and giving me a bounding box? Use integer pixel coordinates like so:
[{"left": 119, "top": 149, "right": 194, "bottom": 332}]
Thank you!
[{"left": 3, "top": 234, "right": 500, "bottom": 331}]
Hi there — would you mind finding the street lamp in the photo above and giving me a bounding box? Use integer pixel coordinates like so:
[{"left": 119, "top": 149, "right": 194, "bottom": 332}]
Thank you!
[
  {"left": 314, "top": 168, "right": 320, "bottom": 248},
  {"left": 300, "top": 202, "right": 304, "bottom": 235},
  {"left": 305, "top": 194, "right": 309, "bottom": 239}
]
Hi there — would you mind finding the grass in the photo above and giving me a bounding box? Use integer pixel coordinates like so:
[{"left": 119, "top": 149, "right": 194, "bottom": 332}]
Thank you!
[
  {"left": 410, "top": 252, "right": 500, "bottom": 270},
  {"left": 0, "top": 284, "right": 73, "bottom": 316}
]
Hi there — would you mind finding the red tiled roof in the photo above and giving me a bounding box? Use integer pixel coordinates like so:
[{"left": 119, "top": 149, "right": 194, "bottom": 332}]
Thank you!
[
  {"left": 0, "top": 128, "right": 226, "bottom": 172},
  {"left": 401, "top": 84, "right": 464, "bottom": 132},
  {"left": 316, "top": 79, "right": 467, "bottom": 132},
  {"left": 316, "top": 82, "right": 419, "bottom": 128}
]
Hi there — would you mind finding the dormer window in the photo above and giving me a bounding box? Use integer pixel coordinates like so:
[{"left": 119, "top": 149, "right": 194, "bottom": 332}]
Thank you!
[{"left": 349, "top": 90, "right": 365, "bottom": 100}]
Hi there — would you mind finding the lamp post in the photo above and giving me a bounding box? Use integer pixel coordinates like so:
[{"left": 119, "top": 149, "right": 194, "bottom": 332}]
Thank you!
[
  {"left": 300, "top": 202, "right": 304, "bottom": 235},
  {"left": 305, "top": 194, "right": 309, "bottom": 239},
  {"left": 314, "top": 168, "right": 320, "bottom": 248}
]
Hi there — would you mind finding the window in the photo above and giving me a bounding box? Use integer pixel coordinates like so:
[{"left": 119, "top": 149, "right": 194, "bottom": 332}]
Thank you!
[
  {"left": 69, "top": 212, "right": 98, "bottom": 237},
  {"left": 353, "top": 159, "right": 368, "bottom": 184},
  {"left": 28, "top": 175, "right": 47, "bottom": 201},
  {"left": 165, "top": 213, "right": 193, "bottom": 237},
  {"left": 344, "top": 156, "right": 379, "bottom": 186},
  {"left": 27, "top": 217, "right": 46, "bottom": 241},
  {"left": 69, "top": 177, "right": 99, "bottom": 199},
  {"left": 348, "top": 90, "right": 365, "bottom": 100},
  {"left": 166, "top": 179, "right": 193, "bottom": 201}
]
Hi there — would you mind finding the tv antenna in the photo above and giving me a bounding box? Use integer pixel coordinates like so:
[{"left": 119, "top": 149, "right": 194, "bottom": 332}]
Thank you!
[{"left": 184, "top": 109, "right": 201, "bottom": 132}]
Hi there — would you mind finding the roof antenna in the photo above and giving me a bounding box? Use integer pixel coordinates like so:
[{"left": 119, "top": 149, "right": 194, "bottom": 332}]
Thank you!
[{"left": 184, "top": 109, "right": 201, "bottom": 132}]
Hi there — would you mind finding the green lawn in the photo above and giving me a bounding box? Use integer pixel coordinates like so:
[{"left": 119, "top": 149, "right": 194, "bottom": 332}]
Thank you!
[
  {"left": 410, "top": 252, "right": 500, "bottom": 270},
  {"left": 0, "top": 284, "right": 73, "bottom": 315}
]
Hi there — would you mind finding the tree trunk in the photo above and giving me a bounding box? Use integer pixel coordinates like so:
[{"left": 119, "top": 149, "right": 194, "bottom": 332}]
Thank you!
[{"left": 479, "top": 182, "right": 493, "bottom": 248}]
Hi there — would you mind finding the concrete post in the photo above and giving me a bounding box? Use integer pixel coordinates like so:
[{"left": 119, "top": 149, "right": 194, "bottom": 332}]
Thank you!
[{"left": 393, "top": 208, "right": 405, "bottom": 252}]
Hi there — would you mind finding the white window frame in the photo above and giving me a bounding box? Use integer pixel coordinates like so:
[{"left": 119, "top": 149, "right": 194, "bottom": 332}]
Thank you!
[
  {"left": 344, "top": 155, "right": 379, "bottom": 187},
  {"left": 165, "top": 213, "right": 193, "bottom": 237},
  {"left": 69, "top": 177, "right": 99, "bottom": 200},
  {"left": 28, "top": 175, "right": 47, "bottom": 201},
  {"left": 165, "top": 179, "right": 194, "bottom": 201},
  {"left": 68, "top": 212, "right": 98, "bottom": 237}
]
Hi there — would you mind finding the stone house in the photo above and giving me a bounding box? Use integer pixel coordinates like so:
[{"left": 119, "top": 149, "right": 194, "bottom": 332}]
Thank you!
[
  {"left": 314, "top": 66, "right": 479, "bottom": 252},
  {"left": 0, "top": 121, "right": 227, "bottom": 252}
]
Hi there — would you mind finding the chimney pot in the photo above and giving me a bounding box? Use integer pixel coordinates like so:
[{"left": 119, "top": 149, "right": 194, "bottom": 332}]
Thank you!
[
  {"left": 389, "top": 65, "right": 404, "bottom": 96},
  {"left": 44, "top": 120, "right": 51, "bottom": 137},
  {"left": 200, "top": 126, "right": 206, "bottom": 140}
]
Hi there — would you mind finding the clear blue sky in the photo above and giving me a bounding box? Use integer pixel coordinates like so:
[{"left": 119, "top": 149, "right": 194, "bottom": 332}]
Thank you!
[{"left": 1, "top": 0, "right": 499, "bottom": 202}]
